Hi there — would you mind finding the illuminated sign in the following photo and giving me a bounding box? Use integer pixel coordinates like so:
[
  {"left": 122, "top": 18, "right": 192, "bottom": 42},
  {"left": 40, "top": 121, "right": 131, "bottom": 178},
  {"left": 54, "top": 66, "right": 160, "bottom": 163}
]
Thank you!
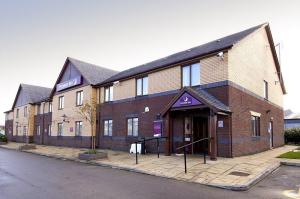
[
  {"left": 56, "top": 76, "right": 82, "bottom": 91},
  {"left": 172, "top": 92, "right": 202, "bottom": 108}
]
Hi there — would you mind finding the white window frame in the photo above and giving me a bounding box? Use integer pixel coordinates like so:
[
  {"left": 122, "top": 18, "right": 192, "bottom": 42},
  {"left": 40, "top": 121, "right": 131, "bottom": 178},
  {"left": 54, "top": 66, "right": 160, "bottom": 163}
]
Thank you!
[
  {"left": 58, "top": 123, "right": 63, "bottom": 136},
  {"left": 75, "top": 121, "right": 83, "bottom": 136},
  {"left": 103, "top": 119, "right": 113, "bottom": 136},
  {"left": 182, "top": 63, "right": 201, "bottom": 87},
  {"left": 127, "top": 117, "right": 138, "bottom": 137},
  {"left": 263, "top": 80, "right": 268, "bottom": 100},
  {"left": 49, "top": 102, "right": 52, "bottom": 113},
  {"left": 136, "top": 77, "right": 148, "bottom": 96},
  {"left": 58, "top": 96, "right": 64, "bottom": 110},
  {"left": 104, "top": 86, "right": 113, "bottom": 102},
  {"left": 76, "top": 91, "right": 83, "bottom": 106}
]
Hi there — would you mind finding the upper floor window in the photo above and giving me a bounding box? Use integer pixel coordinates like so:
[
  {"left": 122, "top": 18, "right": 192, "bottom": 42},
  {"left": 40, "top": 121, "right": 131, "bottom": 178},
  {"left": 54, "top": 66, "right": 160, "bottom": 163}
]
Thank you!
[
  {"left": 263, "top": 80, "right": 268, "bottom": 100},
  {"left": 37, "top": 105, "right": 41, "bottom": 114},
  {"left": 58, "top": 96, "right": 64, "bottom": 110},
  {"left": 182, "top": 63, "right": 200, "bottom": 87},
  {"left": 75, "top": 121, "right": 83, "bottom": 136},
  {"left": 24, "top": 106, "right": 27, "bottom": 117},
  {"left": 58, "top": 123, "right": 63, "bottom": 136},
  {"left": 76, "top": 91, "right": 83, "bottom": 106},
  {"left": 251, "top": 115, "right": 260, "bottom": 137},
  {"left": 127, "top": 117, "right": 138, "bottom": 137},
  {"left": 136, "top": 77, "right": 148, "bottom": 96},
  {"left": 104, "top": 86, "right": 113, "bottom": 102},
  {"left": 103, "top": 119, "right": 113, "bottom": 136},
  {"left": 49, "top": 102, "right": 52, "bottom": 113},
  {"left": 16, "top": 109, "right": 19, "bottom": 118}
]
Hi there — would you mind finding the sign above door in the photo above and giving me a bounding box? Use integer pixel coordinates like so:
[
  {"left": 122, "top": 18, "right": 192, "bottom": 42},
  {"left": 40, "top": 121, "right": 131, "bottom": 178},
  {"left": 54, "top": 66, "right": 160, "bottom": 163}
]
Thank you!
[{"left": 172, "top": 92, "right": 202, "bottom": 108}]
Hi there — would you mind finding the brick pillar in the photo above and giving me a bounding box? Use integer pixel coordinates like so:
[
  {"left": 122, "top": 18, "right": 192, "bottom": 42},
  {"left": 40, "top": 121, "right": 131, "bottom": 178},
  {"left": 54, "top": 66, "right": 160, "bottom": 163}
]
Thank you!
[
  {"left": 210, "top": 110, "right": 217, "bottom": 160},
  {"left": 164, "top": 112, "right": 171, "bottom": 156}
]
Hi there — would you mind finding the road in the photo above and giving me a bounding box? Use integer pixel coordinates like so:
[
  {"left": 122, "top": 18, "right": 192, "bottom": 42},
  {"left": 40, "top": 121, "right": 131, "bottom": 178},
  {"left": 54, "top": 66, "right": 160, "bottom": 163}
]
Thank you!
[{"left": 0, "top": 148, "right": 299, "bottom": 199}]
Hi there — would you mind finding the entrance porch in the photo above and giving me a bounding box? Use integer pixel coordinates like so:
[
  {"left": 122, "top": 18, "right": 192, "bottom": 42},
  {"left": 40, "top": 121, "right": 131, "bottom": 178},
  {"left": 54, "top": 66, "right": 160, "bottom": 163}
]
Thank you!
[{"left": 162, "top": 87, "right": 232, "bottom": 160}]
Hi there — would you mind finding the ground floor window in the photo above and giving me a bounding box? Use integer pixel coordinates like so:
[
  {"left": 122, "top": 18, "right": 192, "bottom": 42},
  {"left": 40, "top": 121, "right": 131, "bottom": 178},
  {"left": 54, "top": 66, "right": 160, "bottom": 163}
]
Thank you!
[
  {"left": 103, "top": 119, "right": 113, "bottom": 136},
  {"left": 58, "top": 123, "right": 63, "bottom": 136},
  {"left": 127, "top": 118, "right": 138, "bottom": 137},
  {"left": 36, "top": 125, "right": 40, "bottom": 136},
  {"left": 251, "top": 115, "right": 260, "bottom": 136},
  {"left": 75, "top": 121, "right": 83, "bottom": 136},
  {"left": 48, "top": 124, "right": 52, "bottom": 136},
  {"left": 23, "top": 126, "right": 27, "bottom": 136}
]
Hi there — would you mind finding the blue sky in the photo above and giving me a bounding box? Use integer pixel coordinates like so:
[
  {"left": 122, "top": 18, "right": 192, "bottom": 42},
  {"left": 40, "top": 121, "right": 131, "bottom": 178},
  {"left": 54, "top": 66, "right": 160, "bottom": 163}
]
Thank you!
[{"left": 0, "top": 0, "right": 299, "bottom": 124}]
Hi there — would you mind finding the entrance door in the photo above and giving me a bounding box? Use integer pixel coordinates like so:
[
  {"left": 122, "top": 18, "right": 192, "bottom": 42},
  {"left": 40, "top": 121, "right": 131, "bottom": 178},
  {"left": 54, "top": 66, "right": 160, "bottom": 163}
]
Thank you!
[
  {"left": 193, "top": 117, "right": 208, "bottom": 154},
  {"left": 269, "top": 121, "right": 274, "bottom": 148}
]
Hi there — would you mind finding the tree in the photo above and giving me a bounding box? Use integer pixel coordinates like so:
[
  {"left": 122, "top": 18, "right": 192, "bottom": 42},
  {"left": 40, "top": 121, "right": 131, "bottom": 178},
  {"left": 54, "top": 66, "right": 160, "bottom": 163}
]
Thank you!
[{"left": 77, "top": 100, "right": 97, "bottom": 150}]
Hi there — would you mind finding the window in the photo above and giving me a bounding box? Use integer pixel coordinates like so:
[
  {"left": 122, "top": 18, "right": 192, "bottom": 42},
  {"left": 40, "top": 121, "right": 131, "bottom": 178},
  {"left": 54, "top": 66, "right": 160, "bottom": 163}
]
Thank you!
[
  {"left": 16, "top": 126, "right": 19, "bottom": 135},
  {"left": 136, "top": 77, "right": 148, "bottom": 96},
  {"left": 104, "top": 86, "right": 113, "bottom": 102},
  {"left": 49, "top": 102, "right": 52, "bottom": 113},
  {"left": 58, "top": 123, "right": 63, "bottom": 136},
  {"left": 37, "top": 105, "right": 41, "bottom": 114},
  {"left": 182, "top": 63, "right": 200, "bottom": 87},
  {"left": 23, "top": 126, "right": 27, "bottom": 136},
  {"left": 58, "top": 96, "right": 64, "bottom": 109},
  {"left": 16, "top": 109, "right": 19, "bottom": 118},
  {"left": 24, "top": 106, "right": 27, "bottom": 117},
  {"left": 36, "top": 125, "right": 40, "bottom": 136},
  {"left": 76, "top": 91, "right": 83, "bottom": 106},
  {"left": 251, "top": 116, "right": 260, "bottom": 137},
  {"left": 103, "top": 119, "right": 113, "bottom": 136},
  {"left": 263, "top": 80, "right": 268, "bottom": 100},
  {"left": 75, "top": 121, "right": 83, "bottom": 136},
  {"left": 127, "top": 118, "right": 138, "bottom": 136},
  {"left": 48, "top": 124, "right": 52, "bottom": 136}
]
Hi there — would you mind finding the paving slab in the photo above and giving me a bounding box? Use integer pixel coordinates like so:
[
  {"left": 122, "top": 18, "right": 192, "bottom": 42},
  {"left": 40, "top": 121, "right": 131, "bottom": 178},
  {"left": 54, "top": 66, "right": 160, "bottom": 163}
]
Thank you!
[{"left": 1, "top": 142, "right": 298, "bottom": 190}]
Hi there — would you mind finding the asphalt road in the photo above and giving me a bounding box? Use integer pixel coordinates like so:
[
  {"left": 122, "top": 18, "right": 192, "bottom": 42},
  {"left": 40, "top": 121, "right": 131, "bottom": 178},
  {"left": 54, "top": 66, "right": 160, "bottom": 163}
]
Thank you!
[{"left": 0, "top": 148, "right": 299, "bottom": 199}]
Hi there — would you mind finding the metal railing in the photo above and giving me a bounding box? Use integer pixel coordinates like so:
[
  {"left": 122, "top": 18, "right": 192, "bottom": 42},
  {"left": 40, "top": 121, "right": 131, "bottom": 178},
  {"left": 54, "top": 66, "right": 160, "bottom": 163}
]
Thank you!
[
  {"left": 134, "top": 136, "right": 168, "bottom": 164},
  {"left": 176, "top": 137, "right": 210, "bottom": 173}
]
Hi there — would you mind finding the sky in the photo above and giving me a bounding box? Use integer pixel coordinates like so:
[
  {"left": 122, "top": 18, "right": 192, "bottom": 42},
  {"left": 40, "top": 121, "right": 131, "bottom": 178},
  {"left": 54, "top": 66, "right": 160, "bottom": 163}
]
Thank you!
[{"left": 0, "top": 0, "right": 299, "bottom": 125}]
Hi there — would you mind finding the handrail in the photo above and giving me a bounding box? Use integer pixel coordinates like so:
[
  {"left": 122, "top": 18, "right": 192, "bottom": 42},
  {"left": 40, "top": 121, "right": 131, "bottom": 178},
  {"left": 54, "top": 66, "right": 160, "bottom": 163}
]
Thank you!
[
  {"left": 134, "top": 136, "right": 168, "bottom": 164},
  {"left": 176, "top": 137, "right": 210, "bottom": 173},
  {"left": 176, "top": 137, "right": 210, "bottom": 150}
]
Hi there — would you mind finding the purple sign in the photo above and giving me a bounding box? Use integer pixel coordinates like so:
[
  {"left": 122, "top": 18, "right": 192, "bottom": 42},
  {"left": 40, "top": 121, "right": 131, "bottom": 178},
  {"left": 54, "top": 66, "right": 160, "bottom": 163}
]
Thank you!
[
  {"left": 153, "top": 120, "right": 162, "bottom": 137},
  {"left": 172, "top": 92, "right": 202, "bottom": 108},
  {"left": 57, "top": 76, "right": 82, "bottom": 91}
]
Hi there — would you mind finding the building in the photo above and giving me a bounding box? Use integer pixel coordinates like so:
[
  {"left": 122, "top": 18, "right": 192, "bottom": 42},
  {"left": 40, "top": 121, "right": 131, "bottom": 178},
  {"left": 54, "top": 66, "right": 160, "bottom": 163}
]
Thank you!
[
  {"left": 4, "top": 23, "right": 286, "bottom": 159},
  {"left": 284, "top": 110, "right": 300, "bottom": 129}
]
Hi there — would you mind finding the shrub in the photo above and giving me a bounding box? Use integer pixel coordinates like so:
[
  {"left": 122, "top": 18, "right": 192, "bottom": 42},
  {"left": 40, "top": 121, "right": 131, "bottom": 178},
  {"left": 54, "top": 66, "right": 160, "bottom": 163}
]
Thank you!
[
  {"left": 0, "top": 134, "right": 7, "bottom": 142},
  {"left": 84, "top": 149, "right": 98, "bottom": 154},
  {"left": 284, "top": 128, "right": 300, "bottom": 144}
]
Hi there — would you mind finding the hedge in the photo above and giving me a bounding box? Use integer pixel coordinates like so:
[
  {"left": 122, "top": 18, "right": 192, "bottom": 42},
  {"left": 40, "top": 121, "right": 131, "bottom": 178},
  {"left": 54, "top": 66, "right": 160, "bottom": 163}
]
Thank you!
[
  {"left": 284, "top": 128, "right": 300, "bottom": 144},
  {"left": 0, "top": 134, "right": 7, "bottom": 143}
]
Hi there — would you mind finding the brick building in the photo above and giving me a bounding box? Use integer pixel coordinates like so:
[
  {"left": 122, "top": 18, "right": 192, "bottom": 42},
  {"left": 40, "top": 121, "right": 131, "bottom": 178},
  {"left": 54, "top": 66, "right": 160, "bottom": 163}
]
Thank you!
[{"left": 4, "top": 23, "right": 286, "bottom": 158}]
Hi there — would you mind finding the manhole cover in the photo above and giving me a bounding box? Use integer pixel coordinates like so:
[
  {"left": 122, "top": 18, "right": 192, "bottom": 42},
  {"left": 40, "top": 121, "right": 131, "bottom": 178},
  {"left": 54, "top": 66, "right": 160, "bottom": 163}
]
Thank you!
[{"left": 229, "top": 171, "right": 250, "bottom": 176}]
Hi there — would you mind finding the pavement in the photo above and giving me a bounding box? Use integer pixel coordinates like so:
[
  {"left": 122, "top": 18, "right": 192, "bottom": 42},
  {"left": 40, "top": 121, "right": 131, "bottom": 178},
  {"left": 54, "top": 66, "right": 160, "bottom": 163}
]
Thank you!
[
  {"left": 1, "top": 148, "right": 300, "bottom": 199},
  {"left": 0, "top": 142, "right": 299, "bottom": 191}
]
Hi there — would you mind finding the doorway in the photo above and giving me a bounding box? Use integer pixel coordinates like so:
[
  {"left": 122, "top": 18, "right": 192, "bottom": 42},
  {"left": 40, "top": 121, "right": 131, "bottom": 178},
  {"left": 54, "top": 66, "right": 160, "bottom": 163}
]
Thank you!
[{"left": 193, "top": 116, "right": 208, "bottom": 154}]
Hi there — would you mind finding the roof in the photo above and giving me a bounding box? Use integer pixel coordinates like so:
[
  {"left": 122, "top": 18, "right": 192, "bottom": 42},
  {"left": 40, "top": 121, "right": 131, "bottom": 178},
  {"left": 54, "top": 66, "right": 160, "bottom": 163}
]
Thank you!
[
  {"left": 68, "top": 57, "right": 118, "bottom": 85},
  {"left": 100, "top": 23, "right": 265, "bottom": 85},
  {"left": 50, "top": 57, "right": 118, "bottom": 96},
  {"left": 162, "top": 87, "right": 230, "bottom": 115},
  {"left": 12, "top": 84, "right": 52, "bottom": 108},
  {"left": 192, "top": 87, "right": 230, "bottom": 112}
]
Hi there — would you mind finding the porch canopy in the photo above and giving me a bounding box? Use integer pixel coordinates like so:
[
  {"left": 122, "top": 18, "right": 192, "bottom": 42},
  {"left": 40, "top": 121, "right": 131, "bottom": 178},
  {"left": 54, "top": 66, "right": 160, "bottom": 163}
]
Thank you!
[{"left": 161, "top": 87, "right": 231, "bottom": 160}]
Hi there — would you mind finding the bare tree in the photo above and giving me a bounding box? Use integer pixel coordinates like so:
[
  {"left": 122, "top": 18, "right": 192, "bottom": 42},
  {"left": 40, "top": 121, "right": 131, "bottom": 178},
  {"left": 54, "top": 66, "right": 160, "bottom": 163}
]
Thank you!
[{"left": 76, "top": 100, "right": 97, "bottom": 150}]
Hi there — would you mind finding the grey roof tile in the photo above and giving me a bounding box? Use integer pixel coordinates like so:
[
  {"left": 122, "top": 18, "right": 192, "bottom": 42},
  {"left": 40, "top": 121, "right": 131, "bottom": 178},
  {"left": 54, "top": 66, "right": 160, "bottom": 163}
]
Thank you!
[
  {"left": 68, "top": 57, "right": 118, "bottom": 85},
  {"left": 192, "top": 87, "right": 230, "bottom": 112},
  {"left": 101, "top": 23, "right": 265, "bottom": 84},
  {"left": 20, "top": 84, "right": 52, "bottom": 104}
]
